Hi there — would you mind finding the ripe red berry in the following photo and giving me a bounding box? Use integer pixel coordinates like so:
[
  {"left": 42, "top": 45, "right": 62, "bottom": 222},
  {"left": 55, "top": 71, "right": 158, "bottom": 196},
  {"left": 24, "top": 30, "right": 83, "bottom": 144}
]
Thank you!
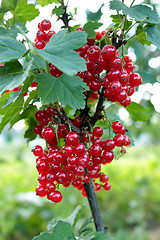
[
  {"left": 113, "top": 134, "right": 125, "bottom": 147},
  {"left": 35, "top": 41, "right": 46, "bottom": 49},
  {"left": 112, "top": 120, "right": 123, "bottom": 133},
  {"left": 36, "top": 30, "right": 46, "bottom": 41},
  {"left": 129, "top": 73, "right": 142, "bottom": 87},
  {"left": 41, "top": 19, "right": 51, "bottom": 31},
  {"left": 93, "top": 126, "right": 103, "bottom": 138},
  {"left": 65, "top": 132, "right": 79, "bottom": 146},
  {"left": 103, "top": 182, "right": 111, "bottom": 191},
  {"left": 101, "top": 45, "right": 116, "bottom": 61},
  {"left": 36, "top": 184, "right": 47, "bottom": 197},
  {"left": 87, "top": 45, "right": 100, "bottom": 61},
  {"left": 33, "top": 145, "right": 43, "bottom": 156},
  {"left": 49, "top": 191, "right": 62, "bottom": 203},
  {"left": 123, "top": 135, "right": 131, "bottom": 146},
  {"left": 42, "top": 127, "right": 55, "bottom": 140},
  {"left": 102, "top": 151, "right": 114, "bottom": 164},
  {"left": 100, "top": 174, "right": 109, "bottom": 183}
]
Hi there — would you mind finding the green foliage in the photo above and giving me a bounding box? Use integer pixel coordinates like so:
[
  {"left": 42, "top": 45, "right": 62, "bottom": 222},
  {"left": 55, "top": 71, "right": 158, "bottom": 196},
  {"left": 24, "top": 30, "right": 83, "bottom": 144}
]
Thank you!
[
  {"left": 83, "top": 21, "right": 103, "bottom": 39},
  {"left": 10, "top": 0, "right": 40, "bottom": 24},
  {"left": 33, "top": 221, "right": 76, "bottom": 240},
  {"left": 110, "top": 15, "right": 132, "bottom": 31},
  {"left": 0, "top": 23, "right": 27, "bottom": 38},
  {"left": 52, "top": 5, "right": 65, "bottom": 17},
  {"left": 109, "top": 0, "right": 159, "bottom": 23},
  {"left": 126, "top": 102, "right": 152, "bottom": 122},
  {"left": 37, "top": 0, "right": 59, "bottom": 7},
  {"left": 86, "top": 4, "right": 104, "bottom": 22},
  {"left": 0, "top": 0, "right": 39, "bottom": 24},
  {"left": 36, "top": 73, "right": 87, "bottom": 109},
  {"left": 0, "top": 94, "right": 24, "bottom": 132},
  {"left": 146, "top": 25, "right": 160, "bottom": 50},
  {"left": 37, "top": 29, "right": 87, "bottom": 75},
  {"left": 136, "top": 25, "right": 152, "bottom": 46},
  {"left": 0, "top": 37, "right": 26, "bottom": 63}
]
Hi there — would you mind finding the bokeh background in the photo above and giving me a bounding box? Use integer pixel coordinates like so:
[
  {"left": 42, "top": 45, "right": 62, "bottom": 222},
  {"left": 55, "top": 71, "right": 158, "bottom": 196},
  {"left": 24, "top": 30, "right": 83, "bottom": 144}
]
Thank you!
[{"left": 0, "top": 0, "right": 160, "bottom": 239}]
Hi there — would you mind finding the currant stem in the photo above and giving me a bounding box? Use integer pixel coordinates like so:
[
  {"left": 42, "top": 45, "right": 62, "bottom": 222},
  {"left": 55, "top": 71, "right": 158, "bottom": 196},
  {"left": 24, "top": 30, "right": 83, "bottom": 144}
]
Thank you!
[{"left": 84, "top": 180, "right": 105, "bottom": 232}]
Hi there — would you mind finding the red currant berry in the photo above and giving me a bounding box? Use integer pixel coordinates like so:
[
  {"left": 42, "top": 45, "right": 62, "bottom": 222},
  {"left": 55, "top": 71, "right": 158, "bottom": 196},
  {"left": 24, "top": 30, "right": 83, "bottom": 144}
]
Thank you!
[
  {"left": 101, "top": 45, "right": 116, "bottom": 61},
  {"left": 65, "top": 132, "right": 79, "bottom": 146},
  {"left": 33, "top": 145, "right": 43, "bottom": 156},
  {"left": 36, "top": 184, "right": 47, "bottom": 197},
  {"left": 129, "top": 73, "right": 142, "bottom": 87},
  {"left": 93, "top": 126, "right": 103, "bottom": 138},
  {"left": 123, "top": 135, "right": 131, "bottom": 146},
  {"left": 103, "top": 182, "right": 111, "bottom": 191},
  {"left": 87, "top": 45, "right": 100, "bottom": 61},
  {"left": 41, "top": 19, "right": 51, "bottom": 31},
  {"left": 42, "top": 127, "right": 55, "bottom": 140},
  {"left": 100, "top": 174, "right": 109, "bottom": 183},
  {"left": 113, "top": 134, "right": 125, "bottom": 147},
  {"left": 49, "top": 191, "right": 62, "bottom": 203}
]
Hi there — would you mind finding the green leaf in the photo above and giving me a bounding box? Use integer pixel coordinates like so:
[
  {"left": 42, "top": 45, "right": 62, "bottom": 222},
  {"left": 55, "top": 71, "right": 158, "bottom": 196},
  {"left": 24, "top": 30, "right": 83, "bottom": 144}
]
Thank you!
[
  {"left": 0, "top": 94, "right": 24, "bottom": 132},
  {"left": 24, "top": 117, "right": 37, "bottom": 142},
  {"left": 52, "top": 5, "right": 65, "bottom": 17},
  {"left": 0, "top": 36, "right": 26, "bottom": 62},
  {"left": 10, "top": 0, "right": 40, "bottom": 24},
  {"left": 111, "top": 14, "right": 132, "bottom": 31},
  {"left": 78, "top": 216, "right": 93, "bottom": 237},
  {"left": 146, "top": 25, "right": 160, "bottom": 50},
  {"left": 86, "top": 4, "right": 104, "bottom": 22},
  {"left": 3, "top": 91, "right": 20, "bottom": 108},
  {"left": 63, "top": 204, "right": 87, "bottom": 228},
  {"left": 37, "top": 0, "right": 59, "bottom": 7},
  {"left": 126, "top": 102, "right": 152, "bottom": 122},
  {"left": 0, "top": 59, "right": 33, "bottom": 97},
  {"left": 136, "top": 25, "right": 152, "bottom": 46},
  {"left": 83, "top": 21, "right": 103, "bottom": 39},
  {"left": 36, "top": 73, "right": 87, "bottom": 109},
  {"left": 20, "top": 104, "right": 37, "bottom": 119},
  {"left": 33, "top": 221, "right": 76, "bottom": 240},
  {"left": 24, "top": 90, "right": 38, "bottom": 109},
  {"left": 36, "top": 29, "right": 87, "bottom": 76},
  {"left": 109, "top": 0, "right": 159, "bottom": 23},
  {"left": 0, "top": 23, "right": 27, "bottom": 38},
  {"left": 0, "top": 0, "right": 19, "bottom": 12},
  {"left": 91, "top": 231, "right": 114, "bottom": 240},
  {"left": 0, "top": 92, "right": 12, "bottom": 109}
]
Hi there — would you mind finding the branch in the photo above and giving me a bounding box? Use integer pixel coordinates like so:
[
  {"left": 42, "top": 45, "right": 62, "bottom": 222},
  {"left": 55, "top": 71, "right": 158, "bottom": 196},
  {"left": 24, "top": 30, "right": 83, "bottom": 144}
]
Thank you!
[
  {"left": 91, "top": 87, "right": 105, "bottom": 127},
  {"left": 84, "top": 180, "right": 105, "bottom": 232}
]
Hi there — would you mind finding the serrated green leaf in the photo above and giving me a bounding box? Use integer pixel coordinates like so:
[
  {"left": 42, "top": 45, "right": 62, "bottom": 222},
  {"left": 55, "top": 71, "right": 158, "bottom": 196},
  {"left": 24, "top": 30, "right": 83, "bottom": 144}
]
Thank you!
[
  {"left": 3, "top": 91, "right": 20, "bottom": 108},
  {"left": 86, "top": 4, "right": 104, "bottom": 22},
  {"left": 52, "top": 5, "right": 65, "bottom": 17},
  {"left": 78, "top": 216, "right": 93, "bottom": 237},
  {"left": 63, "top": 204, "right": 87, "bottom": 228},
  {"left": 10, "top": 0, "right": 40, "bottom": 24},
  {"left": 126, "top": 102, "right": 152, "bottom": 122},
  {"left": 36, "top": 29, "right": 87, "bottom": 76},
  {"left": 109, "top": 0, "right": 159, "bottom": 24},
  {"left": 0, "top": 23, "right": 27, "bottom": 38},
  {"left": 20, "top": 104, "right": 37, "bottom": 119},
  {"left": 0, "top": 36, "right": 26, "bottom": 62},
  {"left": 0, "top": 94, "right": 24, "bottom": 132},
  {"left": 136, "top": 25, "right": 152, "bottom": 46},
  {"left": 0, "top": 0, "right": 19, "bottom": 12},
  {"left": 111, "top": 14, "right": 132, "bottom": 31},
  {"left": 37, "top": 0, "right": 59, "bottom": 7},
  {"left": 36, "top": 73, "right": 87, "bottom": 109},
  {"left": 83, "top": 21, "right": 103, "bottom": 39},
  {"left": 33, "top": 221, "right": 76, "bottom": 240},
  {"left": 0, "top": 59, "right": 33, "bottom": 97},
  {"left": 146, "top": 25, "right": 160, "bottom": 50}
]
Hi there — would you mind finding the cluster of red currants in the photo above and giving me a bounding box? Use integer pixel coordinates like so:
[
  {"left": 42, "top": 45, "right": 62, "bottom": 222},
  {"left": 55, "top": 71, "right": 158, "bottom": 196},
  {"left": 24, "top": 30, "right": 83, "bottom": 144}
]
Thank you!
[
  {"left": 75, "top": 28, "right": 142, "bottom": 106},
  {"left": 33, "top": 107, "right": 131, "bottom": 203},
  {"left": 34, "top": 19, "right": 55, "bottom": 49}
]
